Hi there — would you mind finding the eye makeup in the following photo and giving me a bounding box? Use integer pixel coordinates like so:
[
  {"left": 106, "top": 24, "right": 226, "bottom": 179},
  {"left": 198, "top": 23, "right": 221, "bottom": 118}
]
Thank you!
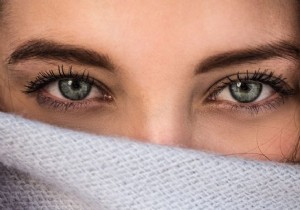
[
  {"left": 22, "top": 63, "right": 298, "bottom": 116},
  {"left": 23, "top": 65, "right": 114, "bottom": 111},
  {"left": 206, "top": 69, "right": 297, "bottom": 115}
]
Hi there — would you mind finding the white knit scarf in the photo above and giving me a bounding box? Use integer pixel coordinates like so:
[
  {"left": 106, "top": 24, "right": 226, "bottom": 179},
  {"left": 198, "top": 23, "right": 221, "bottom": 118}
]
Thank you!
[{"left": 0, "top": 112, "right": 300, "bottom": 210}]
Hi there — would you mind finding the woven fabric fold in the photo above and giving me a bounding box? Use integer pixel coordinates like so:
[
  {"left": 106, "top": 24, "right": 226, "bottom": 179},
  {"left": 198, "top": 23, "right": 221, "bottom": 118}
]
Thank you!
[{"left": 0, "top": 112, "right": 300, "bottom": 210}]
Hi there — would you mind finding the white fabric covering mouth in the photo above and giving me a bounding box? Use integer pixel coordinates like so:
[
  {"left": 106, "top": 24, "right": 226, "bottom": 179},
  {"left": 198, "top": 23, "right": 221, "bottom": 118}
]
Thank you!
[{"left": 0, "top": 112, "right": 300, "bottom": 210}]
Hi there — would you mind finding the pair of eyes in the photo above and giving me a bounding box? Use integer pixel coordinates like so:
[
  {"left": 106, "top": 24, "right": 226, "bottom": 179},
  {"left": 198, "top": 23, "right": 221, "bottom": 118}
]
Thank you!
[
  {"left": 45, "top": 75, "right": 270, "bottom": 105},
  {"left": 24, "top": 67, "right": 293, "bottom": 113}
]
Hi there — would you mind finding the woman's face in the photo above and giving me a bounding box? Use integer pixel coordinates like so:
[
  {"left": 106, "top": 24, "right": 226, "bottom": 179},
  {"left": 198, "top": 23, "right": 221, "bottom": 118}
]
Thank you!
[{"left": 0, "top": 0, "right": 299, "bottom": 161}]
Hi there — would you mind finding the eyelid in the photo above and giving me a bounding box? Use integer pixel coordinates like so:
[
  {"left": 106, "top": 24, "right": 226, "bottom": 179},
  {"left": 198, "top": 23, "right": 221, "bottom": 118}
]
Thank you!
[
  {"left": 24, "top": 65, "right": 114, "bottom": 96},
  {"left": 36, "top": 93, "right": 108, "bottom": 111},
  {"left": 206, "top": 70, "right": 295, "bottom": 100},
  {"left": 204, "top": 70, "right": 296, "bottom": 115},
  {"left": 23, "top": 65, "right": 115, "bottom": 111}
]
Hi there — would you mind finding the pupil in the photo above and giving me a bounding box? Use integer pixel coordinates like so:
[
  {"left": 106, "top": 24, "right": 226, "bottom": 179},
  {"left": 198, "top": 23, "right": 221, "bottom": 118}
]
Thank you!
[
  {"left": 71, "top": 80, "right": 81, "bottom": 90},
  {"left": 240, "top": 83, "right": 250, "bottom": 92}
]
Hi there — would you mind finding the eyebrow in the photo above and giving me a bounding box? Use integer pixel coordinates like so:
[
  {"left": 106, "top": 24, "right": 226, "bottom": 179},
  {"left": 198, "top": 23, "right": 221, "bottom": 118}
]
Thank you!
[
  {"left": 7, "top": 39, "right": 116, "bottom": 71},
  {"left": 7, "top": 39, "right": 300, "bottom": 75},
  {"left": 196, "top": 41, "right": 300, "bottom": 74}
]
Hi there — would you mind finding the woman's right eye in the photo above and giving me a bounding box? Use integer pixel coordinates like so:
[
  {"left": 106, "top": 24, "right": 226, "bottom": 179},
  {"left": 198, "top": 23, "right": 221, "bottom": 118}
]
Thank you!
[
  {"left": 24, "top": 66, "right": 114, "bottom": 110},
  {"left": 47, "top": 78, "right": 100, "bottom": 101}
]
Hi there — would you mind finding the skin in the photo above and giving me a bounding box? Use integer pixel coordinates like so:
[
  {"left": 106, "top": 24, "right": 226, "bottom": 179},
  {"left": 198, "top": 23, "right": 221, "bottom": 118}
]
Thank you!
[{"left": 0, "top": 0, "right": 299, "bottom": 161}]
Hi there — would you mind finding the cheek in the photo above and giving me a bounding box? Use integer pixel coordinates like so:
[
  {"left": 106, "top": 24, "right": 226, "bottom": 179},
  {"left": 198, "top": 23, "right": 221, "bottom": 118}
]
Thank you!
[
  {"left": 251, "top": 124, "right": 299, "bottom": 161},
  {"left": 191, "top": 107, "right": 300, "bottom": 161}
]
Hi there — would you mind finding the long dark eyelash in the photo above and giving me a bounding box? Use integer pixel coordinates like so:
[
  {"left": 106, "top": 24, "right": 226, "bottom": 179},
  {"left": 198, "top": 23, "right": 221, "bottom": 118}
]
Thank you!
[
  {"left": 24, "top": 65, "right": 94, "bottom": 94},
  {"left": 207, "top": 69, "right": 297, "bottom": 115},
  {"left": 210, "top": 69, "right": 296, "bottom": 100},
  {"left": 23, "top": 65, "right": 113, "bottom": 111}
]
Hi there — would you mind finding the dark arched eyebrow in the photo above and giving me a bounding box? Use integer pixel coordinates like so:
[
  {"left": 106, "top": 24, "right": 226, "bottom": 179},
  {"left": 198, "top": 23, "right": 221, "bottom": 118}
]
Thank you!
[
  {"left": 7, "top": 39, "right": 300, "bottom": 74},
  {"left": 196, "top": 41, "right": 300, "bottom": 74},
  {"left": 7, "top": 39, "right": 116, "bottom": 72}
]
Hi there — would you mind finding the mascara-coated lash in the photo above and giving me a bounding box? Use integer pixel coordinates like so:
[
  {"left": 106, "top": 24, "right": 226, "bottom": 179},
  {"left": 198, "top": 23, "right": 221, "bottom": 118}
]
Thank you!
[
  {"left": 208, "top": 69, "right": 295, "bottom": 101},
  {"left": 24, "top": 65, "right": 95, "bottom": 94},
  {"left": 205, "top": 69, "right": 296, "bottom": 115},
  {"left": 23, "top": 65, "right": 114, "bottom": 111}
]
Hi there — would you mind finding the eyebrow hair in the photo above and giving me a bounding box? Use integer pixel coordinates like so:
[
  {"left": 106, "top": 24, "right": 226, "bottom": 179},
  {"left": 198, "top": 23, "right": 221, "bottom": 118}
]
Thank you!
[
  {"left": 7, "top": 39, "right": 300, "bottom": 75},
  {"left": 196, "top": 41, "right": 300, "bottom": 74},
  {"left": 7, "top": 39, "right": 116, "bottom": 71},
  {"left": 0, "top": 0, "right": 3, "bottom": 13},
  {"left": 0, "top": 0, "right": 6, "bottom": 19}
]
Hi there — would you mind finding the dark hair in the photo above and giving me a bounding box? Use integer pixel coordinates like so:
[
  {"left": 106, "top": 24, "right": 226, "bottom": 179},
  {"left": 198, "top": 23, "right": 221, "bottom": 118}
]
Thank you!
[
  {"left": 0, "top": 0, "right": 3, "bottom": 10},
  {"left": 0, "top": 0, "right": 8, "bottom": 25},
  {"left": 293, "top": 137, "right": 300, "bottom": 163},
  {"left": 0, "top": 0, "right": 4, "bottom": 17}
]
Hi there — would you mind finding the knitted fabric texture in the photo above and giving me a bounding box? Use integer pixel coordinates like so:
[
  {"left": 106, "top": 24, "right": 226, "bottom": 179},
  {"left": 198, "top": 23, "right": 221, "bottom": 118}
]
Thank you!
[{"left": 0, "top": 112, "right": 300, "bottom": 210}]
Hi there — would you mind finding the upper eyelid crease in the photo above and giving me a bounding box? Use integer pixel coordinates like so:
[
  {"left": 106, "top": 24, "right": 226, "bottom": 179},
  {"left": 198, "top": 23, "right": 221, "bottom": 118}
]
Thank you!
[
  {"left": 6, "top": 39, "right": 116, "bottom": 72},
  {"left": 195, "top": 40, "right": 300, "bottom": 74}
]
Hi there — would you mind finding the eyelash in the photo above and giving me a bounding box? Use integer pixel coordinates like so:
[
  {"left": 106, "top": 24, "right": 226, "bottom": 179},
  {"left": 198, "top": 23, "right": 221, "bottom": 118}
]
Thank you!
[
  {"left": 24, "top": 67, "right": 296, "bottom": 114},
  {"left": 24, "top": 65, "right": 113, "bottom": 111},
  {"left": 207, "top": 69, "right": 296, "bottom": 114}
]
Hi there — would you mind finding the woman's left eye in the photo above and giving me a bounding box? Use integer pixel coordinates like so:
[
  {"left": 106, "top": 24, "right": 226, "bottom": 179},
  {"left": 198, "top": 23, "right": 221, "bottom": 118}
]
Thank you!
[
  {"left": 206, "top": 71, "right": 296, "bottom": 113},
  {"left": 217, "top": 81, "right": 273, "bottom": 103}
]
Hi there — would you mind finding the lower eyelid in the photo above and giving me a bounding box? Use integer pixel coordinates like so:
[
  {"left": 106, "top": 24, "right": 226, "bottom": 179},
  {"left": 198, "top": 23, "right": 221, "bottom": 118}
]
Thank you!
[
  {"left": 207, "top": 93, "right": 285, "bottom": 115},
  {"left": 35, "top": 92, "right": 107, "bottom": 111}
]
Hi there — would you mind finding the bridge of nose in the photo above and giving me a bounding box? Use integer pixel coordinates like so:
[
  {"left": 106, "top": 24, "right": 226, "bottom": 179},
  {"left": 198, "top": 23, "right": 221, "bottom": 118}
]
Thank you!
[{"left": 123, "top": 86, "right": 193, "bottom": 147}]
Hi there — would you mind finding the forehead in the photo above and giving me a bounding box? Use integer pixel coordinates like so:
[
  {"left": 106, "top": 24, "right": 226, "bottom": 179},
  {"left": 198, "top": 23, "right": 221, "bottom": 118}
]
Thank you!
[{"left": 2, "top": 0, "right": 300, "bottom": 63}]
